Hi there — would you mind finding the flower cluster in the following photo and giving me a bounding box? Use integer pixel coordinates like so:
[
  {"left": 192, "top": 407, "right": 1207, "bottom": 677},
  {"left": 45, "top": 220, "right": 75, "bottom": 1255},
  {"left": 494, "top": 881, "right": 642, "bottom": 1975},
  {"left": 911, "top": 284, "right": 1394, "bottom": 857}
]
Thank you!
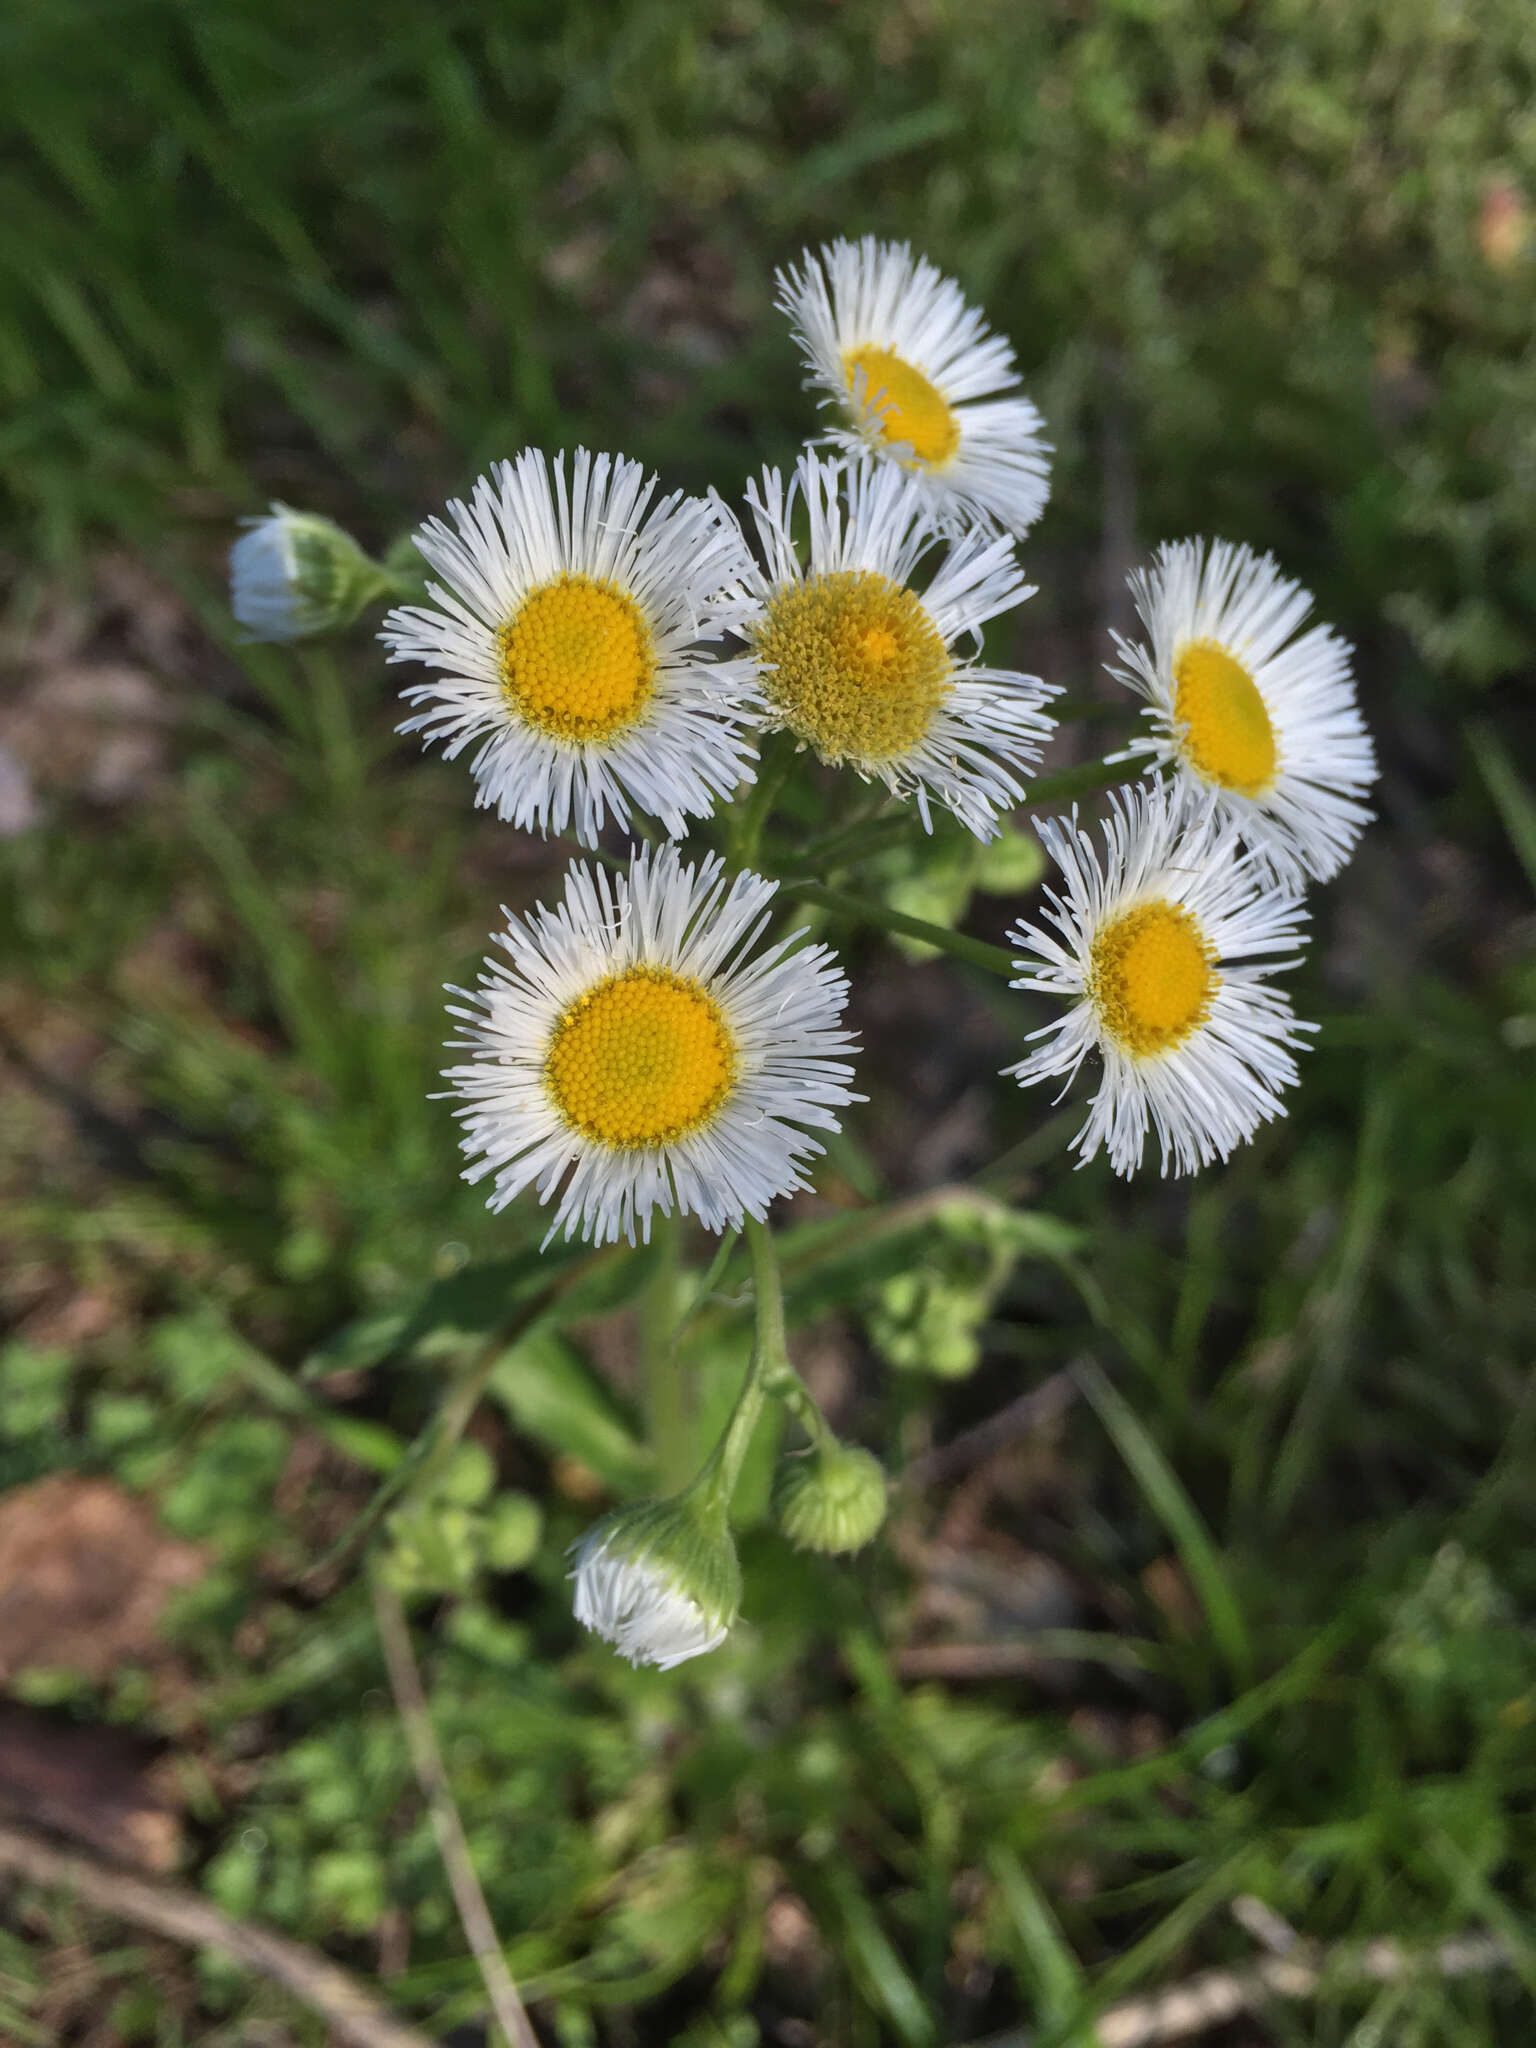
[{"left": 231, "top": 235, "right": 1377, "bottom": 1669}]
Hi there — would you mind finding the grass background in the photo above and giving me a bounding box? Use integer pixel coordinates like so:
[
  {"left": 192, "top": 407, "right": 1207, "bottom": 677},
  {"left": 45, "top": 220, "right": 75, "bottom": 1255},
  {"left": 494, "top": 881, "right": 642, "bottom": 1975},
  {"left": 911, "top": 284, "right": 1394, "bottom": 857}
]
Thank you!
[{"left": 1, "top": 1, "right": 1534, "bottom": 2042}]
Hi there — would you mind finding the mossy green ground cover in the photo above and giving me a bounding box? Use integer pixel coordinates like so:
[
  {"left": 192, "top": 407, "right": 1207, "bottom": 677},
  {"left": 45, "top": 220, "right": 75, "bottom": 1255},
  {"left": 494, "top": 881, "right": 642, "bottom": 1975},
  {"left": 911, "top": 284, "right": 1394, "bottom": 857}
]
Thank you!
[{"left": 1, "top": 1, "right": 1534, "bottom": 2041}]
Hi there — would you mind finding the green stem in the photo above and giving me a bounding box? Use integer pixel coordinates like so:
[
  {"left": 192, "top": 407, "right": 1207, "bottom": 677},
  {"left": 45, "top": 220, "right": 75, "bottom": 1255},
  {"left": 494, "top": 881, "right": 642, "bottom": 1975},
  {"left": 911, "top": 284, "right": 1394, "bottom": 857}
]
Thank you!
[
  {"left": 1025, "top": 754, "right": 1135, "bottom": 805},
  {"left": 671, "top": 1227, "right": 740, "bottom": 1348},
  {"left": 779, "top": 809, "right": 911, "bottom": 880},
  {"left": 692, "top": 1215, "right": 792, "bottom": 1512},
  {"left": 640, "top": 1213, "right": 689, "bottom": 1494},
  {"left": 742, "top": 1218, "right": 834, "bottom": 1449},
  {"left": 776, "top": 881, "right": 1017, "bottom": 977},
  {"left": 764, "top": 1362, "right": 835, "bottom": 1450},
  {"left": 732, "top": 734, "right": 798, "bottom": 871}
]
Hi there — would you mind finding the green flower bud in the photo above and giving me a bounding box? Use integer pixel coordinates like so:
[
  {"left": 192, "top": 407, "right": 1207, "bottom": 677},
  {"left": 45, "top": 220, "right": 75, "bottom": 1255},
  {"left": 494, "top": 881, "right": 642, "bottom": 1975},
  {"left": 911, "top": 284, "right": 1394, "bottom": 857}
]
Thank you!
[
  {"left": 571, "top": 1492, "right": 741, "bottom": 1670},
  {"left": 229, "top": 503, "right": 392, "bottom": 642},
  {"left": 774, "top": 1443, "right": 887, "bottom": 1555}
]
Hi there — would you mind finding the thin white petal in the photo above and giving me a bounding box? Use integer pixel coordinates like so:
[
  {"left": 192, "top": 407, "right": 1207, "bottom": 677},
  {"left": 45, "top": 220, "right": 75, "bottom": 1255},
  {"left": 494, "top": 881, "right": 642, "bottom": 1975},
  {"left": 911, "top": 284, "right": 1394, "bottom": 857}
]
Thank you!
[
  {"left": 380, "top": 448, "right": 764, "bottom": 846},
  {"left": 1108, "top": 537, "right": 1377, "bottom": 882},
  {"left": 443, "top": 841, "right": 861, "bottom": 1246},
  {"left": 1004, "top": 782, "right": 1312, "bottom": 1176},
  {"left": 731, "top": 449, "right": 1057, "bottom": 841},
  {"left": 775, "top": 237, "right": 1051, "bottom": 539}
]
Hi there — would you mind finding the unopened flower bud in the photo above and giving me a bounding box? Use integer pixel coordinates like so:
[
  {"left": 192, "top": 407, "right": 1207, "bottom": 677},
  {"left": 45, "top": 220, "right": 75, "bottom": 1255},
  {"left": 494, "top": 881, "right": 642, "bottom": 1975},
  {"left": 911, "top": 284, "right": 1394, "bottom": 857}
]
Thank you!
[
  {"left": 774, "top": 1443, "right": 887, "bottom": 1555},
  {"left": 571, "top": 1493, "right": 740, "bottom": 1670},
  {"left": 229, "top": 503, "right": 390, "bottom": 642}
]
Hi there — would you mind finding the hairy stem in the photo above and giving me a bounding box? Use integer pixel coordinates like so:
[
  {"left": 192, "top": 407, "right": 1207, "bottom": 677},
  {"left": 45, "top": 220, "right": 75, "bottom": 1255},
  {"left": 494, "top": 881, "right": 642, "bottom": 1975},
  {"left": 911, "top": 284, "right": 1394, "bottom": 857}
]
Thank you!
[
  {"left": 641, "top": 1213, "right": 690, "bottom": 1494},
  {"left": 776, "top": 880, "right": 1017, "bottom": 976}
]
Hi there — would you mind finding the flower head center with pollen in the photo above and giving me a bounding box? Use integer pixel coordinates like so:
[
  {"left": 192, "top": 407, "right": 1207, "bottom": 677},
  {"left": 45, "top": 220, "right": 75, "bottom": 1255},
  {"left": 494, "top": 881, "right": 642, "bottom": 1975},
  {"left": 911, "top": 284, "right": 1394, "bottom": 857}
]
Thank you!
[
  {"left": 751, "top": 569, "right": 952, "bottom": 765},
  {"left": 1172, "top": 639, "right": 1277, "bottom": 798},
  {"left": 498, "top": 574, "right": 654, "bottom": 743},
  {"left": 843, "top": 344, "right": 960, "bottom": 468},
  {"left": 1089, "top": 899, "right": 1219, "bottom": 1059},
  {"left": 545, "top": 967, "right": 735, "bottom": 1148}
]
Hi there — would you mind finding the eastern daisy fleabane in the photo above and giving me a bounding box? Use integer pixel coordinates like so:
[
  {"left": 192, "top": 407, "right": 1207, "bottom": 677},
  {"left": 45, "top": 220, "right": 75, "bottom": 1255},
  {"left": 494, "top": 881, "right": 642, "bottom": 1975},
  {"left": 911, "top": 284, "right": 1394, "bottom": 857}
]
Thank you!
[
  {"left": 571, "top": 1494, "right": 741, "bottom": 1670},
  {"left": 443, "top": 841, "right": 859, "bottom": 1247},
  {"left": 731, "top": 450, "right": 1057, "bottom": 838},
  {"left": 380, "top": 448, "right": 758, "bottom": 846},
  {"left": 230, "top": 503, "right": 390, "bottom": 642},
  {"left": 1005, "top": 783, "right": 1312, "bottom": 1177},
  {"left": 1109, "top": 537, "right": 1377, "bottom": 883},
  {"left": 776, "top": 236, "right": 1051, "bottom": 539}
]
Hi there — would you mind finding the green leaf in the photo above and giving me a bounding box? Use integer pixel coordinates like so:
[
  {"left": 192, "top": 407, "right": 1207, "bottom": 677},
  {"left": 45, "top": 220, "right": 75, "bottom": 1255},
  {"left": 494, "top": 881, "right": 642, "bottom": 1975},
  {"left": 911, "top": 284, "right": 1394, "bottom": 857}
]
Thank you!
[
  {"left": 1468, "top": 719, "right": 1536, "bottom": 898},
  {"left": 1077, "top": 1361, "right": 1252, "bottom": 1687},
  {"left": 989, "top": 1847, "right": 1099, "bottom": 2043},
  {"left": 489, "top": 1329, "right": 649, "bottom": 1490},
  {"left": 822, "top": 1870, "right": 937, "bottom": 2047}
]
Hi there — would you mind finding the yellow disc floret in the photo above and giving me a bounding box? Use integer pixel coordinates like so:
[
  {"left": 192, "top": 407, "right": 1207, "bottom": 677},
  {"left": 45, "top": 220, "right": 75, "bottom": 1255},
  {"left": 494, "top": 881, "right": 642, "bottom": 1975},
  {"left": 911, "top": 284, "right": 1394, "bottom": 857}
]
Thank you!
[
  {"left": 545, "top": 967, "right": 735, "bottom": 1148},
  {"left": 1089, "top": 899, "right": 1219, "bottom": 1059},
  {"left": 1172, "top": 639, "right": 1278, "bottom": 798},
  {"left": 499, "top": 574, "right": 654, "bottom": 743},
  {"left": 751, "top": 569, "right": 952, "bottom": 765},
  {"left": 843, "top": 344, "right": 960, "bottom": 469}
]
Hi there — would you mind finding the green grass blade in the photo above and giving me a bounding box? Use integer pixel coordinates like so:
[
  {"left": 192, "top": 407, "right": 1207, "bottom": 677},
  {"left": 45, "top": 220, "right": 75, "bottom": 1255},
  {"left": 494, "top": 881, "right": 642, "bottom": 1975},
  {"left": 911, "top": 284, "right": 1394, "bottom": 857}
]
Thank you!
[{"left": 1077, "top": 1360, "right": 1252, "bottom": 1687}]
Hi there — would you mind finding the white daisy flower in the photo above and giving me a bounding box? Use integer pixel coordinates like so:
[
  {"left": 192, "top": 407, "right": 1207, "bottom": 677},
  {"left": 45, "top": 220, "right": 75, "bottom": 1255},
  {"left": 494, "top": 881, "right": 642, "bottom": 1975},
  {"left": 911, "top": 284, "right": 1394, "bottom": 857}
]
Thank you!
[
  {"left": 380, "top": 448, "right": 758, "bottom": 847},
  {"left": 776, "top": 236, "right": 1051, "bottom": 538},
  {"left": 571, "top": 1495, "right": 740, "bottom": 1671},
  {"left": 1005, "top": 783, "right": 1312, "bottom": 1177},
  {"left": 1109, "top": 538, "right": 1377, "bottom": 883},
  {"left": 443, "top": 841, "right": 859, "bottom": 1247},
  {"left": 732, "top": 450, "right": 1056, "bottom": 839}
]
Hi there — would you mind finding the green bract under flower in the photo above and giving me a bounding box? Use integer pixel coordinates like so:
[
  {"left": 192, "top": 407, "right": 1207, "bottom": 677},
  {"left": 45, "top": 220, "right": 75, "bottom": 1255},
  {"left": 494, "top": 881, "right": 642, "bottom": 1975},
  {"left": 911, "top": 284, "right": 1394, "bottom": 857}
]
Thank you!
[{"left": 774, "top": 1444, "right": 887, "bottom": 1555}]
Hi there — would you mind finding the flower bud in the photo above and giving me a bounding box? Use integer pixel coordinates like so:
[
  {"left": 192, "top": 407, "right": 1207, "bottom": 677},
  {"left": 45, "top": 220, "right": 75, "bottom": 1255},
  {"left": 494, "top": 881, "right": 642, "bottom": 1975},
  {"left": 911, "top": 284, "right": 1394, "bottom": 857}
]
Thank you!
[
  {"left": 571, "top": 1493, "right": 741, "bottom": 1670},
  {"left": 774, "top": 1443, "right": 887, "bottom": 1555},
  {"left": 229, "top": 503, "right": 390, "bottom": 642}
]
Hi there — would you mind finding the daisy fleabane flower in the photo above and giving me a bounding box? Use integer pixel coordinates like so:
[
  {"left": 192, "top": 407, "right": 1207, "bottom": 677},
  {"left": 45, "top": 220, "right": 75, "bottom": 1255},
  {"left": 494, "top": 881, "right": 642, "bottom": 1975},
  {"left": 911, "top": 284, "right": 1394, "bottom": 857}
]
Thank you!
[
  {"left": 443, "top": 842, "right": 859, "bottom": 1247},
  {"left": 1005, "top": 783, "right": 1312, "bottom": 1177},
  {"left": 230, "top": 504, "right": 388, "bottom": 642},
  {"left": 571, "top": 1494, "right": 741, "bottom": 1670},
  {"left": 1109, "top": 538, "right": 1377, "bottom": 883},
  {"left": 776, "top": 237, "right": 1051, "bottom": 538},
  {"left": 380, "top": 448, "right": 758, "bottom": 847},
  {"left": 732, "top": 450, "right": 1057, "bottom": 838}
]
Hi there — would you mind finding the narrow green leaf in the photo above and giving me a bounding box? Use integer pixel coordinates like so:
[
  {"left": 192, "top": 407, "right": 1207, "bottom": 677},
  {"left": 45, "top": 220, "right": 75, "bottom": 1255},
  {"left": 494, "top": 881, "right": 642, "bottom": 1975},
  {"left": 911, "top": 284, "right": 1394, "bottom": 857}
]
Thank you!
[
  {"left": 1077, "top": 1360, "right": 1252, "bottom": 1686},
  {"left": 1468, "top": 719, "right": 1536, "bottom": 898},
  {"left": 989, "top": 1846, "right": 1098, "bottom": 2043},
  {"left": 824, "top": 1871, "right": 937, "bottom": 2047},
  {"left": 488, "top": 1328, "right": 650, "bottom": 1491}
]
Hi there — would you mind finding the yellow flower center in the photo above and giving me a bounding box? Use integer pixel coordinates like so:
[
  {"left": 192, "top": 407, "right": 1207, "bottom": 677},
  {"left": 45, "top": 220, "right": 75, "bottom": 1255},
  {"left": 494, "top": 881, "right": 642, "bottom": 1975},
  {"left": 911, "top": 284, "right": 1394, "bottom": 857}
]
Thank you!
[
  {"left": 1171, "top": 639, "right": 1277, "bottom": 798},
  {"left": 545, "top": 967, "right": 735, "bottom": 1147},
  {"left": 498, "top": 574, "right": 654, "bottom": 743},
  {"left": 751, "top": 569, "right": 951, "bottom": 765},
  {"left": 842, "top": 344, "right": 960, "bottom": 468},
  {"left": 1089, "top": 899, "right": 1219, "bottom": 1059}
]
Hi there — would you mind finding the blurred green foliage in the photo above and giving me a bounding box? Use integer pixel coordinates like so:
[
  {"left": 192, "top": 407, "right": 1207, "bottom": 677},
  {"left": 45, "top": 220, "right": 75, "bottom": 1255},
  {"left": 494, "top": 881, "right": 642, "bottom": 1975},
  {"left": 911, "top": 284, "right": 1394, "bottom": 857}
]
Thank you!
[
  {"left": 3, "top": 0, "right": 1536, "bottom": 689},
  {"left": 0, "top": 0, "right": 1534, "bottom": 2044}
]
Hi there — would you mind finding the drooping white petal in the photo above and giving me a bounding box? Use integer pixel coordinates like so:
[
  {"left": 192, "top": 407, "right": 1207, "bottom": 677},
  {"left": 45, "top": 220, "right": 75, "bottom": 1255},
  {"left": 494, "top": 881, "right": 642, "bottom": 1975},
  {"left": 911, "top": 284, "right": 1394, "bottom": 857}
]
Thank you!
[{"left": 571, "top": 1528, "right": 726, "bottom": 1670}]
